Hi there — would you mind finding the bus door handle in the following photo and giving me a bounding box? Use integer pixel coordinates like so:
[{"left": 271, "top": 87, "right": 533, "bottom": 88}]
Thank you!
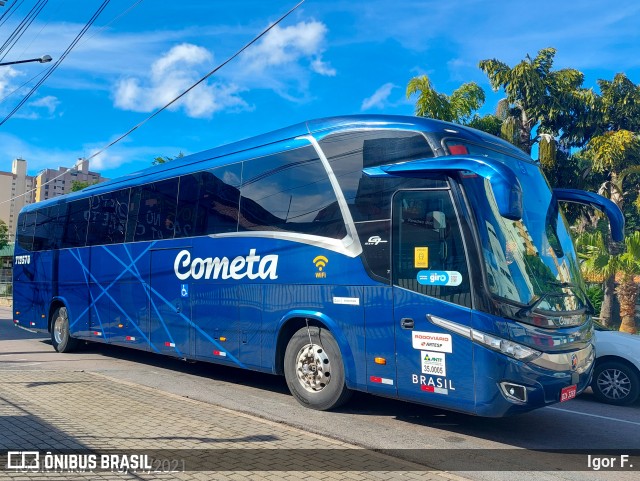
[{"left": 400, "top": 318, "right": 414, "bottom": 329}]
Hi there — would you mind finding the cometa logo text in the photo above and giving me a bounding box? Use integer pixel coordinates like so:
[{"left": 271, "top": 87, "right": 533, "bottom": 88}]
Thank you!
[{"left": 174, "top": 249, "right": 278, "bottom": 281}]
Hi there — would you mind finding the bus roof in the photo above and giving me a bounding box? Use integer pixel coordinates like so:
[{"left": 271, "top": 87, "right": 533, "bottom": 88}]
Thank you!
[{"left": 24, "top": 114, "right": 532, "bottom": 212}]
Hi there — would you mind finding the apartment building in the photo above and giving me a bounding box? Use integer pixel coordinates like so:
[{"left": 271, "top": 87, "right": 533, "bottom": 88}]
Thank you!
[
  {"left": 0, "top": 158, "right": 36, "bottom": 234},
  {"left": 34, "top": 158, "right": 108, "bottom": 202},
  {"left": 0, "top": 158, "right": 108, "bottom": 235}
]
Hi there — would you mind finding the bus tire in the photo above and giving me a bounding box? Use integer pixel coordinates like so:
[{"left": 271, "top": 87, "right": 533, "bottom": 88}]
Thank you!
[
  {"left": 51, "top": 306, "right": 79, "bottom": 353},
  {"left": 284, "top": 326, "right": 352, "bottom": 410}
]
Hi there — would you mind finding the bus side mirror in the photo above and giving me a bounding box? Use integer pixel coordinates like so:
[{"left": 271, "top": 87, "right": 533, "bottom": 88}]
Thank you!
[
  {"left": 363, "top": 155, "right": 523, "bottom": 221},
  {"left": 553, "top": 188, "right": 626, "bottom": 255}
]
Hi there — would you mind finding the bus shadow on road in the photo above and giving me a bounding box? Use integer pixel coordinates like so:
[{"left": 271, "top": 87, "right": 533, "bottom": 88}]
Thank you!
[{"left": 67, "top": 340, "right": 291, "bottom": 395}]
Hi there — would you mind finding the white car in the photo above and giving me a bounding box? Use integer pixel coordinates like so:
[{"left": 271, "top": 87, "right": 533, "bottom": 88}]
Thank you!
[{"left": 591, "top": 323, "right": 640, "bottom": 405}]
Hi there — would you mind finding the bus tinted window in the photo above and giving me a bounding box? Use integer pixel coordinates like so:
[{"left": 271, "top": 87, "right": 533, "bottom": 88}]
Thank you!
[
  {"left": 17, "top": 212, "right": 36, "bottom": 251},
  {"left": 86, "top": 190, "right": 130, "bottom": 246},
  {"left": 320, "top": 130, "right": 439, "bottom": 222},
  {"left": 197, "top": 164, "right": 242, "bottom": 235},
  {"left": 319, "top": 130, "right": 442, "bottom": 281},
  {"left": 392, "top": 189, "right": 471, "bottom": 307},
  {"left": 62, "top": 198, "right": 90, "bottom": 248},
  {"left": 129, "top": 179, "right": 179, "bottom": 242},
  {"left": 175, "top": 174, "right": 203, "bottom": 239},
  {"left": 33, "top": 207, "right": 59, "bottom": 251},
  {"left": 239, "top": 147, "right": 346, "bottom": 239}
]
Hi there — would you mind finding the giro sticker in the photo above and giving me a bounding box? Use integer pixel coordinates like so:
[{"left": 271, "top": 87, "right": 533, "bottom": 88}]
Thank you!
[
  {"left": 417, "top": 270, "right": 462, "bottom": 286},
  {"left": 412, "top": 331, "right": 452, "bottom": 353}
]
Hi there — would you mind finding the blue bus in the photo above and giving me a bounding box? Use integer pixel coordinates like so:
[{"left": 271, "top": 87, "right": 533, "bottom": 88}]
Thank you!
[{"left": 13, "top": 115, "right": 624, "bottom": 416}]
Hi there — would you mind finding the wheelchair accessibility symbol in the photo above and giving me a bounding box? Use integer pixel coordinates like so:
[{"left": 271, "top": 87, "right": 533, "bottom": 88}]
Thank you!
[{"left": 181, "top": 284, "right": 189, "bottom": 298}]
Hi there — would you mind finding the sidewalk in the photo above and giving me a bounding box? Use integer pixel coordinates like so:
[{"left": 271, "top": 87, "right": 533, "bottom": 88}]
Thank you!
[{"left": 0, "top": 368, "right": 466, "bottom": 480}]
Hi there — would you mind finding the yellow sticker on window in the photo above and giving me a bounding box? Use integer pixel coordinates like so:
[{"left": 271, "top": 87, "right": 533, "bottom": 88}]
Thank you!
[{"left": 414, "top": 247, "right": 429, "bottom": 268}]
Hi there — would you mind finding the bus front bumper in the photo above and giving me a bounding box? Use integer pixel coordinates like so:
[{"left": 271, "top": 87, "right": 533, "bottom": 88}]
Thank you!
[{"left": 473, "top": 343, "right": 595, "bottom": 417}]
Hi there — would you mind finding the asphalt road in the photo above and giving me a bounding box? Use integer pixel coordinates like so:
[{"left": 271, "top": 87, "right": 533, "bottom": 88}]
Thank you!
[{"left": 1, "top": 306, "right": 638, "bottom": 481}]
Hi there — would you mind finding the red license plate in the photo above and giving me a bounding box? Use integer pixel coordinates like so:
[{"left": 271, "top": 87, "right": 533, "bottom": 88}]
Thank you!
[{"left": 560, "top": 385, "right": 577, "bottom": 402}]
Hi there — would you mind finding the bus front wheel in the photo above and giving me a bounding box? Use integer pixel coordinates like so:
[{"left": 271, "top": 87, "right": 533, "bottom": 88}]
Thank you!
[
  {"left": 284, "top": 326, "right": 352, "bottom": 410},
  {"left": 51, "top": 306, "right": 78, "bottom": 353}
]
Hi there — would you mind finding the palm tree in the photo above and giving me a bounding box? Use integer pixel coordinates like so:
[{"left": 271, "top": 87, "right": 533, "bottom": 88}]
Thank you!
[
  {"left": 479, "top": 48, "right": 585, "bottom": 164},
  {"left": 578, "top": 230, "right": 640, "bottom": 333},
  {"left": 577, "top": 231, "right": 618, "bottom": 329},
  {"left": 616, "top": 231, "right": 640, "bottom": 334},
  {"left": 407, "top": 75, "right": 485, "bottom": 123}
]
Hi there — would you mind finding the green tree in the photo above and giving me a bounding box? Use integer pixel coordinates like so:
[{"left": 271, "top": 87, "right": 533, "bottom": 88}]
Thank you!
[
  {"left": 71, "top": 180, "right": 93, "bottom": 192},
  {"left": 577, "top": 229, "right": 640, "bottom": 333},
  {"left": 407, "top": 74, "right": 485, "bottom": 123},
  {"left": 152, "top": 152, "right": 184, "bottom": 166},
  {"left": 616, "top": 231, "right": 640, "bottom": 334},
  {"left": 577, "top": 230, "right": 619, "bottom": 328},
  {"left": 479, "top": 48, "right": 585, "bottom": 167},
  {"left": 0, "top": 220, "right": 8, "bottom": 251},
  {"left": 406, "top": 74, "right": 500, "bottom": 129}
]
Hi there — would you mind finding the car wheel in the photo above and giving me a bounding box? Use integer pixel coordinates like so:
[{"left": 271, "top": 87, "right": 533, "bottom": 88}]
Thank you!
[
  {"left": 284, "top": 326, "right": 352, "bottom": 410},
  {"left": 591, "top": 360, "right": 640, "bottom": 406},
  {"left": 51, "top": 306, "right": 79, "bottom": 353}
]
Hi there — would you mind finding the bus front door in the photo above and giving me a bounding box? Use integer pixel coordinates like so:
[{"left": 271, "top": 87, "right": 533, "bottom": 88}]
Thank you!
[
  {"left": 149, "top": 249, "right": 194, "bottom": 358},
  {"left": 392, "top": 189, "right": 475, "bottom": 412}
]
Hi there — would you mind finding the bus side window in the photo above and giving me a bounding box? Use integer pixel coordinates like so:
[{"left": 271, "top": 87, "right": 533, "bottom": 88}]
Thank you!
[
  {"left": 199, "top": 164, "right": 242, "bottom": 235},
  {"left": 238, "top": 146, "right": 346, "bottom": 239},
  {"left": 86, "top": 189, "right": 129, "bottom": 246},
  {"left": 17, "top": 211, "right": 35, "bottom": 251},
  {"left": 130, "top": 179, "right": 179, "bottom": 242},
  {"left": 33, "top": 207, "right": 56, "bottom": 251},
  {"left": 392, "top": 190, "right": 471, "bottom": 307},
  {"left": 61, "top": 198, "right": 90, "bottom": 249},
  {"left": 176, "top": 174, "right": 202, "bottom": 239}
]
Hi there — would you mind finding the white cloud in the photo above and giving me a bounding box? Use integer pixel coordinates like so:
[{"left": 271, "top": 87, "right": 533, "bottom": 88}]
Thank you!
[
  {"left": 361, "top": 83, "right": 396, "bottom": 111},
  {"left": 29, "top": 96, "right": 61, "bottom": 115},
  {"left": 0, "top": 67, "right": 23, "bottom": 99},
  {"left": 0, "top": 132, "right": 184, "bottom": 177},
  {"left": 113, "top": 43, "right": 248, "bottom": 118},
  {"left": 240, "top": 21, "right": 334, "bottom": 75}
]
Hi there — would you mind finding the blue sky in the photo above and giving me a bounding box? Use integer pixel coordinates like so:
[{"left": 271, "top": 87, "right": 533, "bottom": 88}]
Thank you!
[{"left": 1, "top": 0, "right": 639, "bottom": 179}]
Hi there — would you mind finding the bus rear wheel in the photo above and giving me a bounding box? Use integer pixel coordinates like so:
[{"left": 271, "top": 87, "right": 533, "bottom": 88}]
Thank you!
[
  {"left": 51, "top": 306, "right": 78, "bottom": 353},
  {"left": 284, "top": 326, "right": 352, "bottom": 410}
]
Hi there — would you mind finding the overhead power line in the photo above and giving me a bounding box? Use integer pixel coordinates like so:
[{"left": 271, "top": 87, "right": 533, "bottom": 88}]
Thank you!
[
  {"left": 0, "top": 0, "right": 306, "bottom": 208},
  {"left": 0, "top": 0, "right": 48, "bottom": 62},
  {"left": 0, "top": 0, "right": 146, "bottom": 107},
  {"left": 0, "top": 0, "right": 23, "bottom": 29},
  {"left": 0, "top": 0, "right": 111, "bottom": 127},
  {"left": 85, "top": 0, "right": 306, "bottom": 165}
]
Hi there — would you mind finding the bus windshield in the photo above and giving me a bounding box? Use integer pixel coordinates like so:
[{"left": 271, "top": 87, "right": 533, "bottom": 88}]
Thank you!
[{"left": 450, "top": 143, "right": 588, "bottom": 320}]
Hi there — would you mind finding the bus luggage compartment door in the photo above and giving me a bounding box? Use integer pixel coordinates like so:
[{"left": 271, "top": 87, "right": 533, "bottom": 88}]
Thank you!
[{"left": 149, "top": 249, "right": 194, "bottom": 358}]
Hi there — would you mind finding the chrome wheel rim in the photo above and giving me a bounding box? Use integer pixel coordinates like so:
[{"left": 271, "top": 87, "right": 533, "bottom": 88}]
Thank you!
[
  {"left": 295, "top": 343, "right": 331, "bottom": 392},
  {"left": 597, "top": 368, "right": 632, "bottom": 401},
  {"left": 53, "top": 316, "right": 66, "bottom": 345}
]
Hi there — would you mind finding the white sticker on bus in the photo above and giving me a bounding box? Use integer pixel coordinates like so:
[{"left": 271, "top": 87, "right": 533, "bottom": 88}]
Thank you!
[
  {"left": 412, "top": 331, "right": 452, "bottom": 353},
  {"left": 333, "top": 297, "right": 360, "bottom": 306},
  {"left": 421, "top": 351, "right": 446, "bottom": 376}
]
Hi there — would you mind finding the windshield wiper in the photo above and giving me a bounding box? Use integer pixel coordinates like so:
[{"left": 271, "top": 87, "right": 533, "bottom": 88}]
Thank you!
[{"left": 516, "top": 282, "right": 594, "bottom": 320}]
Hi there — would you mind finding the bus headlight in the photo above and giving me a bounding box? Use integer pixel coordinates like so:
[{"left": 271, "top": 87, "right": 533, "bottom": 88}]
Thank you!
[
  {"left": 471, "top": 331, "right": 541, "bottom": 362},
  {"left": 427, "top": 314, "right": 541, "bottom": 362}
]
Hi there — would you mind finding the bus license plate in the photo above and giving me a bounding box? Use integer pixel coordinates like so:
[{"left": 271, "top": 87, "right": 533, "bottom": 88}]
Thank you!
[{"left": 560, "top": 385, "right": 577, "bottom": 402}]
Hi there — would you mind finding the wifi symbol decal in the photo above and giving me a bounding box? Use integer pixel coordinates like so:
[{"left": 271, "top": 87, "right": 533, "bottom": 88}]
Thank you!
[{"left": 313, "top": 255, "right": 329, "bottom": 278}]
